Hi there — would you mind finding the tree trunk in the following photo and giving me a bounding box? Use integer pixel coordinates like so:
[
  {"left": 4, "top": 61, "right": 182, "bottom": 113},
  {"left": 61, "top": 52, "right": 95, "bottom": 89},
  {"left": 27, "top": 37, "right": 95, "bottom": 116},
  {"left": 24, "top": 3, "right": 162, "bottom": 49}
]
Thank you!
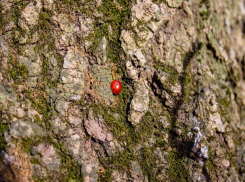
[{"left": 0, "top": 0, "right": 245, "bottom": 181}]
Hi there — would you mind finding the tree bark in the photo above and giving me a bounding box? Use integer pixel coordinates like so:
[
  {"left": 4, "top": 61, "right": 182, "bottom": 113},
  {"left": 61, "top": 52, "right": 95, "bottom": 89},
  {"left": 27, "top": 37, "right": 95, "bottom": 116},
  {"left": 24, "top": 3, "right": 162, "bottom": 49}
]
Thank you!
[{"left": 0, "top": 0, "right": 245, "bottom": 181}]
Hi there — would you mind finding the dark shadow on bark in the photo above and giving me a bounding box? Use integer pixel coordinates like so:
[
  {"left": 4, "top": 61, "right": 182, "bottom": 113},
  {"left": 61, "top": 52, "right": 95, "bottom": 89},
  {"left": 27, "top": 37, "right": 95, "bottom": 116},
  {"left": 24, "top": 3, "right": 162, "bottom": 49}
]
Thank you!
[
  {"left": 0, "top": 157, "right": 17, "bottom": 182},
  {"left": 151, "top": 40, "right": 213, "bottom": 181}
]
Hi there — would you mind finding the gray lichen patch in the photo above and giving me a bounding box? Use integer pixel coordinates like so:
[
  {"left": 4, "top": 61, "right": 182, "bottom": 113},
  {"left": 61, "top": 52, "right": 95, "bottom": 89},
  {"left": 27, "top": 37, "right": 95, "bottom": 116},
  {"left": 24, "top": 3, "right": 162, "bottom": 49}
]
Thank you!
[
  {"left": 91, "top": 64, "right": 115, "bottom": 105},
  {"left": 165, "top": 0, "right": 184, "bottom": 8},
  {"left": 80, "top": 153, "right": 99, "bottom": 182},
  {"left": 209, "top": 112, "right": 225, "bottom": 133},
  {"left": 9, "top": 120, "right": 45, "bottom": 138},
  {"left": 0, "top": 36, "right": 9, "bottom": 57},
  {"left": 0, "top": 84, "right": 10, "bottom": 102},
  {"left": 130, "top": 0, "right": 175, "bottom": 47},
  {"left": 17, "top": 56, "right": 41, "bottom": 87},
  {"left": 128, "top": 80, "right": 150, "bottom": 126},
  {"left": 120, "top": 0, "right": 177, "bottom": 84},
  {"left": 111, "top": 170, "right": 128, "bottom": 181},
  {"left": 55, "top": 98, "right": 71, "bottom": 116},
  {"left": 50, "top": 13, "right": 76, "bottom": 49},
  {"left": 32, "top": 143, "right": 61, "bottom": 172},
  {"left": 64, "top": 130, "right": 100, "bottom": 182},
  {"left": 18, "top": 0, "right": 42, "bottom": 29},
  {"left": 94, "top": 36, "right": 108, "bottom": 65},
  {"left": 130, "top": 160, "right": 148, "bottom": 182},
  {"left": 60, "top": 48, "right": 86, "bottom": 101}
]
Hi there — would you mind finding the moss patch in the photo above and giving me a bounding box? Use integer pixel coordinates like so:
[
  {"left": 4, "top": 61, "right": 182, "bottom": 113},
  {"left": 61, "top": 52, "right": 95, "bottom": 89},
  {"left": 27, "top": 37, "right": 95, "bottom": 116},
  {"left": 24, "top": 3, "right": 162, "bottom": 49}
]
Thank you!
[
  {"left": 139, "top": 147, "right": 159, "bottom": 181},
  {"left": 0, "top": 4, "right": 4, "bottom": 31},
  {"left": 78, "top": 0, "right": 134, "bottom": 66},
  {"left": 0, "top": 107, "right": 9, "bottom": 151},
  {"left": 98, "top": 148, "right": 136, "bottom": 181},
  {"left": 204, "top": 149, "right": 217, "bottom": 180},
  {"left": 167, "top": 150, "right": 188, "bottom": 182},
  {"left": 90, "top": 83, "right": 134, "bottom": 142},
  {"left": 21, "top": 137, "right": 38, "bottom": 153},
  {"left": 11, "top": 1, "right": 29, "bottom": 25},
  {"left": 50, "top": 138, "right": 83, "bottom": 181},
  {"left": 8, "top": 58, "right": 29, "bottom": 84}
]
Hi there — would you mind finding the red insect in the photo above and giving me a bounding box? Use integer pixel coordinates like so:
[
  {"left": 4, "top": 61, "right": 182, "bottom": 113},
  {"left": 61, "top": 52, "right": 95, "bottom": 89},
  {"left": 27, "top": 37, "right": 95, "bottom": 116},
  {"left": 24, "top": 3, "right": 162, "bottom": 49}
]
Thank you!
[{"left": 111, "top": 80, "right": 122, "bottom": 95}]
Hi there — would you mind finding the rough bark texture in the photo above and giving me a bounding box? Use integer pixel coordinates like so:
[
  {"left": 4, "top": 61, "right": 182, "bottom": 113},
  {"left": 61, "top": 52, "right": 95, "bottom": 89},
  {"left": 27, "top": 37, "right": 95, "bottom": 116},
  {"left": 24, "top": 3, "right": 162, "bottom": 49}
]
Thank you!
[{"left": 0, "top": 0, "right": 245, "bottom": 181}]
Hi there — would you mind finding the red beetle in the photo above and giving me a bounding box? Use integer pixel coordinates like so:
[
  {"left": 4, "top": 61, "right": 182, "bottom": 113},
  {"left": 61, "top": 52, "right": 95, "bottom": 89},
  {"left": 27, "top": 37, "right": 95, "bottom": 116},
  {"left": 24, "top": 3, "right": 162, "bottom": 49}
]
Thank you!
[{"left": 111, "top": 80, "right": 122, "bottom": 95}]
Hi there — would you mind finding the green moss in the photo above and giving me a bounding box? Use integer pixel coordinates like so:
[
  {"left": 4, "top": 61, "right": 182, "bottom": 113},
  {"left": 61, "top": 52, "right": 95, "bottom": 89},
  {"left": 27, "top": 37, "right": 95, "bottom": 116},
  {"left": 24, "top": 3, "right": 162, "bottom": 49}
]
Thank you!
[
  {"left": 34, "top": 178, "right": 46, "bottom": 182},
  {"left": 55, "top": 142, "right": 83, "bottom": 181},
  {"left": 62, "top": 157, "right": 83, "bottom": 181},
  {"left": 9, "top": 4, "right": 84, "bottom": 180},
  {"left": 34, "top": 135, "right": 84, "bottom": 181},
  {"left": 205, "top": 149, "right": 216, "bottom": 173},
  {"left": 91, "top": 85, "right": 163, "bottom": 180},
  {"left": 21, "top": 137, "right": 37, "bottom": 153},
  {"left": 91, "top": 85, "right": 157, "bottom": 145},
  {"left": 11, "top": 1, "right": 29, "bottom": 25},
  {"left": 49, "top": 79, "right": 61, "bottom": 88},
  {"left": 22, "top": 88, "right": 52, "bottom": 130},
  {"left": 218, "top": 98, "right": 229, "bottom": 117},
  {"left": 135, "top": 111, "right": 156, "bottom": 143},
  {"left": 91, "top": 79, "right": 132, "bottom": 124},
  {"left": 32, "top": 7, "right": 65, "bottom": 89},
  {"left": 167, "top": 150, "right": 188, "bottom": 182},
  {"left": 79, "top": 0, "right": 133, "bottom": 64},
  {"left": 99, "top": 149, "right": 136, "bottom": 181},
  {"left": 155, "top": 63, "right": 179, "bottom": 85},
  {"left": 19, "top": 9, "right": 57, "bottom": 129},
  {"left": 197, "top": 0, "right": 211, "bottom": 32},
  {"left": 139, "top": 147, "right": 158, "bottom": 181},
  {"left": 152, "top": 0, "right": 167, "bottom": 4},
  {"left": 8, "top": 58, "right": 29, "bottom": 84},
  {"left": 30, "top": 157, "right": 41, "bottom": 165},
  {"left": 98, "top": 168, "right": 113, "bottom": 181},
  {"left": 90, "top": 97, "right": 131, "bottom": 143},
  {"left": 0, "top": 107, "right": 9, "bottom": 151},
  {"left": 94, "top": 88, "right": 170, "bottom": 181},
  {"left": 34, "top": 7, "right": 56, "bottom": 52},
  {"left": 182, "top": 64, "right": 195, "bottom": 103},
  {"left": 55, "top": 0, "right": 84, "bottom": 14},
  {"left": 198, "top": 0, "right": 211, "bottom": 20},
  {"left": 54, "top": 52, "right": 64, "bottom": 70},
  {"left": 37, "top": 8, "right": 53, "bottom": 31},
  {"left": 0, "top": 4, "right": 5, "bottom": 31}
]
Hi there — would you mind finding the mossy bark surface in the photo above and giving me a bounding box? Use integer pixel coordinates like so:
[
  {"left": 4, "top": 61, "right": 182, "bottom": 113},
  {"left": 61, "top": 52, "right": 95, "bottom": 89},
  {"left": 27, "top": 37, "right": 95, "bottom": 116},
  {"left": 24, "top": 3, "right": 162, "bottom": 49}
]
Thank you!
[{"left": 0, "top": 0, "right": 245, "bottom": 181}]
